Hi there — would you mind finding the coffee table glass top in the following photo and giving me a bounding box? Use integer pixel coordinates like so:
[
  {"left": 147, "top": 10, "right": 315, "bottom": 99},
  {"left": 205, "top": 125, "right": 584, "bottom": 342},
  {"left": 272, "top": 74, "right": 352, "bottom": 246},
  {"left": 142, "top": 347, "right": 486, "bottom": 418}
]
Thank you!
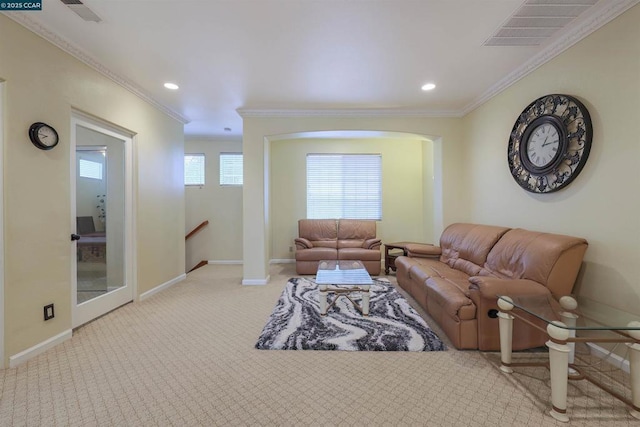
[
  {"left": 497, "top": 294, "right": 640, "bottom": 332},
  {"left": 315, "top": 260, "right": 373, "bottom": 285}
]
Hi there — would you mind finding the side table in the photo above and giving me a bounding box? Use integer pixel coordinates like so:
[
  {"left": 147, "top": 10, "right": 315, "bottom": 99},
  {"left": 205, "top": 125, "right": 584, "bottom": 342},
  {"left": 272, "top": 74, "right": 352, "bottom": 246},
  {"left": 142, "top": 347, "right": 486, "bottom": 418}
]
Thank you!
[
  {"left": 384, "top": 242, "right": 422, "bottom": 275},
  {"left": 497, "top": 294, "right": 640, "bottom": 422}
]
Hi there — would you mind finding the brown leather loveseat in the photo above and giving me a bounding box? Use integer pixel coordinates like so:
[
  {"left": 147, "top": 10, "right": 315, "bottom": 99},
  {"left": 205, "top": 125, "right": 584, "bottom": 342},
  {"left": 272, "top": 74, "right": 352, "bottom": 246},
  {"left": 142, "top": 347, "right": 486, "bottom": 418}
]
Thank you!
[
  {"left": 295, "top": 219, "right": 381, "bottom": 275},
  {"left": 395, "top": 223, "right": 588, "bottom": 351}
]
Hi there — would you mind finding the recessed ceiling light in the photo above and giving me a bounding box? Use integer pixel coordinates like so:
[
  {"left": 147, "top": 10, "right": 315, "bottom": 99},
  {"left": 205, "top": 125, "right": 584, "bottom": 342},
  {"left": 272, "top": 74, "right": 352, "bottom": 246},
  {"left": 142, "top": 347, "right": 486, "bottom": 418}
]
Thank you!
[
  {"left": 164, "top": 82, "right": 179, "bottom": 90},
  {"left": 421, "top": 83, "right": 436, "bottom": 91}
]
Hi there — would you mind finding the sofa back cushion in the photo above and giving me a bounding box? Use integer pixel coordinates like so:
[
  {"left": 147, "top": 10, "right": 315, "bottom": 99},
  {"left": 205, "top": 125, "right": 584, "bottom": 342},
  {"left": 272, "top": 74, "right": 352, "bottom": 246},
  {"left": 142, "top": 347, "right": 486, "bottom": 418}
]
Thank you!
[
  {"left": 482, "top": 228, "right": 588, "bottom": 297},
  {"left": 337, "top": 219, "right": 376, "bottom": 248},
  {"left": 439, "top": 223, "right": 511, "bottom": 276},
  {"left": 298, "top": 219, "right": 338, "bottom": 248}
]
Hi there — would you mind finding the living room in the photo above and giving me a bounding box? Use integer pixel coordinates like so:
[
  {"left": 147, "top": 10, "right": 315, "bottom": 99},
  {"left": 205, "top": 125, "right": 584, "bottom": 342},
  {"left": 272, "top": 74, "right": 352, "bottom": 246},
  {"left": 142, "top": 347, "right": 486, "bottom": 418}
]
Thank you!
[{"left": 1, "top": 0, "right": 639, "bottom": 424}]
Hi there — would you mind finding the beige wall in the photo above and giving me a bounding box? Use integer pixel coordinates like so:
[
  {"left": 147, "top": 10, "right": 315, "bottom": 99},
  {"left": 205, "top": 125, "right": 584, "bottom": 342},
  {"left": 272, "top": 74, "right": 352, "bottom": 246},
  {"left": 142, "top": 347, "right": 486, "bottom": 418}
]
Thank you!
[
  {"left": 0, "top": 16, "right": 185, "bottom": 364},
  {"left": 184, "top": 139, "right": 243, "bottom": 269},
  {"left": 270, "top": 136, "right": 431, "bottom": 260},
  {"left": 461, "top": 6, "right": 640, "bottom": 313},
  {"left": 241, "top": 116, "right": 467, "bottom": 282}
]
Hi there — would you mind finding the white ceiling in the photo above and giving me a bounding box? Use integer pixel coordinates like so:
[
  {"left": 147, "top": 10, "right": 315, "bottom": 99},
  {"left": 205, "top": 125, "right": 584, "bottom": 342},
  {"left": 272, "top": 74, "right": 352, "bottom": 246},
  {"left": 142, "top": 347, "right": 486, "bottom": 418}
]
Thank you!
[{"left": 5, "top": 0, "right": 638, "bottom": 138}]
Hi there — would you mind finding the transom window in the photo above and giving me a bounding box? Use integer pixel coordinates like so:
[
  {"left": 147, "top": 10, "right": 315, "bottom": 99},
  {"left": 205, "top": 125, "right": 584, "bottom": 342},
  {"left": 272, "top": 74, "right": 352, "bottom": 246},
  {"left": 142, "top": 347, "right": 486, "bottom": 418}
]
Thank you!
[{"left": 306, "top": 154, "right": 382, "bottom": 220}]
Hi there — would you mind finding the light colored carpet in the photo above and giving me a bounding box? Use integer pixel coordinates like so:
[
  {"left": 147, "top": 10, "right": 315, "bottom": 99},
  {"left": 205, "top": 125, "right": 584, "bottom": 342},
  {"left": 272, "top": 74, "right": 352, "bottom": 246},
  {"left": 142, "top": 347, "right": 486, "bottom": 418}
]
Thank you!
[{"left": 0, "top": 264, "right": 636, "bottom": 426}]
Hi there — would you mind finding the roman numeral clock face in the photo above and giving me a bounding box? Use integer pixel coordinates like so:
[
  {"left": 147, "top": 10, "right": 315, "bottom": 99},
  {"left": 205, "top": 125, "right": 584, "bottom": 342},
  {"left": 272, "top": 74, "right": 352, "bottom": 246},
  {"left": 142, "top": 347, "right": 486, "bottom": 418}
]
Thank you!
[
  {"left": 526, "top": 123, "right": 559, "bottom": 168},
  {"left": 507, "top": 94, "right": 593, "bottom": 194}
]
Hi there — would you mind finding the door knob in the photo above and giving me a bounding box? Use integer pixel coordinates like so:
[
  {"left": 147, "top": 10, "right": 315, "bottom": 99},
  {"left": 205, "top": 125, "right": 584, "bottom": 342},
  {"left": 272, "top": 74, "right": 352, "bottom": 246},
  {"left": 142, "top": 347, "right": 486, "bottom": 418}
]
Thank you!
[{"left": 71, "top": 234, "right": 81, "bottom": 241}]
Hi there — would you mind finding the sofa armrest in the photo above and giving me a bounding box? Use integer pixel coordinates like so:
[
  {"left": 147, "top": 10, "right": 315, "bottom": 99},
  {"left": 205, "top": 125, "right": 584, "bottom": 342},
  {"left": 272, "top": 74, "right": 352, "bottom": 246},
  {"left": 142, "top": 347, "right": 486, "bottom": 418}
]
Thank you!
[
  {"left": 362, "top": 238, "right": 381, "bottom": 250},
  {"left": 468, "top": 276, "right": 555, "bottom": 351},
  {"left": 468, "top": 276, "right": 549, "bottom": 298},
  {"left": 294, "top": 237, "right": 314, "bottom": 249},
  {"left": 405, "top": 243, "right": 441, "bottom": 258}
]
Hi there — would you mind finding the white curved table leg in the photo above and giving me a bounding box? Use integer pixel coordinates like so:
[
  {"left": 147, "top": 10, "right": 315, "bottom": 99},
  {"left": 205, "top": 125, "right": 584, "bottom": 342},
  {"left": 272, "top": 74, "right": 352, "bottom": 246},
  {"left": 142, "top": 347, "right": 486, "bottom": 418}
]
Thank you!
[
  {"left": 628, "top": 342, "right": 640, "bottom": 420},
  {"left": 498, "top": 311, "right": 514, "bottom": 374},
  {"left": 361, "top": 285, "right": 370, "bottom": 316},
  {"left": 319, "top": 285, "right": 328, "bottom": 315},
  {"left": 547, "top": 339, "right": 571, "bottom": 423}
]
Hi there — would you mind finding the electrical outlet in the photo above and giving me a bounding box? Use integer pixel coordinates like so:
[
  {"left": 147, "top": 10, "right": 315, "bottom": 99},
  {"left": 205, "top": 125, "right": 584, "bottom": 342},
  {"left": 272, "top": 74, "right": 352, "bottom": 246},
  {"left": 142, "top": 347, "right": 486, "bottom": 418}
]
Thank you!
[
  {"left": 44, "top": 304, "right": 54, "bottom": 321},
  {"left": 289, "top": 246, "right": 293, "bottom": 252}
]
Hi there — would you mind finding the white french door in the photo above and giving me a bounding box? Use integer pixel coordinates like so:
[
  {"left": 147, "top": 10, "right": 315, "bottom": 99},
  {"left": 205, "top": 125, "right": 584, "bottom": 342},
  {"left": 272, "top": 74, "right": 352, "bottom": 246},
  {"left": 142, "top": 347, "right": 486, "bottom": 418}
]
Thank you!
[{"left": 71, "top": 114, "right": 134, "bottom": 328}]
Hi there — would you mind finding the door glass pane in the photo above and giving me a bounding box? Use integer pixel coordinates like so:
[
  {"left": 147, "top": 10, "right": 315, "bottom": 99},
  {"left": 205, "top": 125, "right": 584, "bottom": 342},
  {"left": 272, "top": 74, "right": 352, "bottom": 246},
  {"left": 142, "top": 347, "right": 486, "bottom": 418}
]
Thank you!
[{"left": 76, "top": 126, "right": 125, "bottom": 304}]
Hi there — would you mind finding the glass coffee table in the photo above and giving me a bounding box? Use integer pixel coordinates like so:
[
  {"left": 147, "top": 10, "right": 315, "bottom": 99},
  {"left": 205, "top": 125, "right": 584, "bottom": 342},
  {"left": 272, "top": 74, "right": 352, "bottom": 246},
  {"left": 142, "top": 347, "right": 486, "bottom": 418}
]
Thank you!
[
  {"left": 497, "top": 294, "right": 640, "bottom": 422},
  {"left": 315, "top": 260, "right": 374, "bottom": 316}
]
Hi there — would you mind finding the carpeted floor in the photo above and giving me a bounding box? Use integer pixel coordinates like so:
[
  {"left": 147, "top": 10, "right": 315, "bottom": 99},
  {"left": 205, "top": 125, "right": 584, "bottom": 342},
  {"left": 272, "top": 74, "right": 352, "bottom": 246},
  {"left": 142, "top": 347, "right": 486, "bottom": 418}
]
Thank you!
[{"left": 0, "top": 263, "right": 637, "bottom": 426}]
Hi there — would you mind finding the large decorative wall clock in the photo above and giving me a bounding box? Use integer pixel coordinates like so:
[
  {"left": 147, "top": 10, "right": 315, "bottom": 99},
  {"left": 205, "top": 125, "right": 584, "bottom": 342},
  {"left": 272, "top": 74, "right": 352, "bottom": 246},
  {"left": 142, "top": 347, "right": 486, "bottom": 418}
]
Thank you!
[{"left": 507, "top": 94, "right": 592, "bottom": 193}]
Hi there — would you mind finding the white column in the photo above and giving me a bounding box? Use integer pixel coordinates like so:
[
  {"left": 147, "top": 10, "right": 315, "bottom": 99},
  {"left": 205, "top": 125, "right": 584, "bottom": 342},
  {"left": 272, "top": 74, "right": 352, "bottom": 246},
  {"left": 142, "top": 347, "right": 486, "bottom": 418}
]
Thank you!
[
  {"left": 497, "top": 297, "right": 515, "bottom": 374},
  {"left": 547, "top": 321, "right": 571, "bottom": 423}
]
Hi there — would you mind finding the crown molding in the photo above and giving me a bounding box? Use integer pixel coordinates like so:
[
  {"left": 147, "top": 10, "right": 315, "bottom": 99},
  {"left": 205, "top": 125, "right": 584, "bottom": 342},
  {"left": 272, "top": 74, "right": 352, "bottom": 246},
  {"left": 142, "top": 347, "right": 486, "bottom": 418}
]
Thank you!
[
  {"left": 462, "top": 0, "right": 640, "bottom": 115},
  {"left": 4, "top": 12, "right": 190, "bottom": 125},
  {"left": 5, "top": 0, "right": 637, "bottom": 126},
  {"left": 237, "top": 108, "right": 462, "bottom": 118}
]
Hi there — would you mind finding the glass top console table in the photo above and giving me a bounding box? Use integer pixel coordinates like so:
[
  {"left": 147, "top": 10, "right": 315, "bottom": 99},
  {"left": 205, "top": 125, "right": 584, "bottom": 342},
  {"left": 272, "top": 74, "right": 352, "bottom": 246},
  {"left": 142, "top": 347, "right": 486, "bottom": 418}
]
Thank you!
[{"left": 496, "top": 294, "right": 640, "bottom": 423}]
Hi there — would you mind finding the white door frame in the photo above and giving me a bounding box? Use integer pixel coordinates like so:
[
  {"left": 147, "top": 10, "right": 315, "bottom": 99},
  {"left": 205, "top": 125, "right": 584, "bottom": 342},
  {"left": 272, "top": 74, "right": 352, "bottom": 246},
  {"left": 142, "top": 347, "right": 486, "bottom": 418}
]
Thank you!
[
  {"left": 0, "top": 81, "right": 5, "bottom": 368},
  {"left": 70, "top": 111, "right": 136, "bottom": 328}
]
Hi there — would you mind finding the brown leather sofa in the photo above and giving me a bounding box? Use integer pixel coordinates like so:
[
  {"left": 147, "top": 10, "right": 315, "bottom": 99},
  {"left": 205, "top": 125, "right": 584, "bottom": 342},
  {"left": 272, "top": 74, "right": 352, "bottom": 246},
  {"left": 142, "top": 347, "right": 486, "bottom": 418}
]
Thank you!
[
  {"left": 295, "top": 219, "right": 382, "bottom": 275},
  {"left": 395, "top": 223, "right": 588, "bottom": 351}
]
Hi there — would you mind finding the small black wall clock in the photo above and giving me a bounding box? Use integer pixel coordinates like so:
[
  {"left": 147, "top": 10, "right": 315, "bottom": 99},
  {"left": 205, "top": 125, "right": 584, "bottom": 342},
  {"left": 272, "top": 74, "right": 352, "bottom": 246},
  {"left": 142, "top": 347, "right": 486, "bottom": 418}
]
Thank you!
[
  {"left": 507, "top": 94, "right": 592, "bottom": 193},
  {"left": 29, "top": 122, "right": 59, "bottom": 150}
]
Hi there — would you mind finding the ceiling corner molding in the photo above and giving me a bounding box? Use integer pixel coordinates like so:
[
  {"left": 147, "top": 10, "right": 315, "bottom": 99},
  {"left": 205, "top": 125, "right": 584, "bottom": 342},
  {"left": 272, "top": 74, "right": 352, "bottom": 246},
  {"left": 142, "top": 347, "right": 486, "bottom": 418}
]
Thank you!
[
  {"left": 461, "top": 0, "right": 640, "bottom": 116},
  {"left": 236, "top": 108, "right": 462, "bottom": 118},
  {"left": 4, "top": 12, "right": 190, "bottom": 125}
]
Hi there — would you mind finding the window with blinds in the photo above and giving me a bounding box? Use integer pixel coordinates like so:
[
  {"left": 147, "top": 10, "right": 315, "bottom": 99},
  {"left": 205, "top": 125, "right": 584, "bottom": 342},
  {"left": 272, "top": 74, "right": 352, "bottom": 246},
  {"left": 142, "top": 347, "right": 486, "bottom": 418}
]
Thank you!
[
  {"left": 79, "top": 158, "right": 103, "bottom": 180},
  {"left": 220, "top": 153, "right": 243, "bottom": 185},
  {"left": 184, "top": 154, "right": 205, "bottom": 186},
  {"left": 306, "top": 154, "right": 382, "bottom": 220}
]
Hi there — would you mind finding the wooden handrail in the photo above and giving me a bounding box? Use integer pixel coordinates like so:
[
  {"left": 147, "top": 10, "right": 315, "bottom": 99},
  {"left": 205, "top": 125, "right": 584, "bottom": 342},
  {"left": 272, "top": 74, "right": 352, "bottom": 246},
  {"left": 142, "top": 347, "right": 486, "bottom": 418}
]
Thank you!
[
  {"left": 188, "top": 260, "right": 209, "bottom": 273},
  {"left": 186, "top": 220, "right": 209, "bottom": 241}
]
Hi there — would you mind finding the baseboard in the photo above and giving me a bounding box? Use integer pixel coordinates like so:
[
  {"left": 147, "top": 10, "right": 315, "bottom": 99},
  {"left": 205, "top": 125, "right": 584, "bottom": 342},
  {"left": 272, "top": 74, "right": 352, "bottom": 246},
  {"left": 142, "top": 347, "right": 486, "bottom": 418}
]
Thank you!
[
  {"left": 270, "top": 259, "right": 295, "bottom": 264},
  {"left": 208, "top": 260, "right": 243, "bottom": 265},
  {"left": 242, "top": 275, "right": 270, "bottom": 286},
  {"left": 9, "top": 329, "right": 72, "bottom": 368},
  {"left": 139, "top": 273, "right": 186, "bottom": 301},
  {"left": 586, "top": 342, "right": 630, "bottom": 374}
]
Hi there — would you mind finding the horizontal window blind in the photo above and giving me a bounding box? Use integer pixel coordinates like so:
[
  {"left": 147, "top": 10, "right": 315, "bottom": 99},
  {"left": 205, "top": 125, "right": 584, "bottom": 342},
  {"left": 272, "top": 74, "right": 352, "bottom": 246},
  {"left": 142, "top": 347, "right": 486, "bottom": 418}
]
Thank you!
[
  {"left": 220, "top": 153, "right": 243, "bottom": 185},
  {"left": 307, "top": 154, "right": 381, "bottom": 220},
  {"left": 79, "top": 158, "right": 103, "bottom": 180},
  {"left": 184, "top": 154, "right": 205, "bottom": 186}
]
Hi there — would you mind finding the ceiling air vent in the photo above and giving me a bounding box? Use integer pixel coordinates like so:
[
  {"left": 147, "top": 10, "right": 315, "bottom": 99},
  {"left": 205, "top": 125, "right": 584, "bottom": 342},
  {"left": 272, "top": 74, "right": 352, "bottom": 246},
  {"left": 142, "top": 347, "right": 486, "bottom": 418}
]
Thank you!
[
  {"left": 60, "top": 0, "right": 102, "bottom": 23},
  {"left": 484, "top": 0, "right": 598, "bottom": 46}
]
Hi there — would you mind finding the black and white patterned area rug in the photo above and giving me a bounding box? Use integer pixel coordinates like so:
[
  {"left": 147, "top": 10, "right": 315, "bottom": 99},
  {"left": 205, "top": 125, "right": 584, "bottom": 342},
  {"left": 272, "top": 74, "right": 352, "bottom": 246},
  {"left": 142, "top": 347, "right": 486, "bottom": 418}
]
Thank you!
[{"left": 255, "top": 277, "right": 446, "bottom": 351}]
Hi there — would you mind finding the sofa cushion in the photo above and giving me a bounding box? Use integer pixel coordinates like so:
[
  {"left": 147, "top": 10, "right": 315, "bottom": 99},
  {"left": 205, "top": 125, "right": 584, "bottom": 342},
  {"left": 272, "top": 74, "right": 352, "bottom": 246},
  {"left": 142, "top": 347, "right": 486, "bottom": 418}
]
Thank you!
[
  {"left": 337, "top": 219, "right": 376, "bottom": 248},
  {"left": 425, "top": 277, "right": 476, "bottom": 321},
  {"left": 295, "top": 247, "right": 338, "bottom": 261},
  {"left": 408, "top": 258, "right": 468, "bottom": 281},
  {"left": 439, "top": 223, "right": 510, "bottom": 276},
  {"left": 338, "top": 247, "right": 381, "bottom": 261},
  {"left": 482, "top": 228, "right": 588, "bottom": 286},
  {"left": 298, "top": 219, "right": 337, "bottom": 245}
]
